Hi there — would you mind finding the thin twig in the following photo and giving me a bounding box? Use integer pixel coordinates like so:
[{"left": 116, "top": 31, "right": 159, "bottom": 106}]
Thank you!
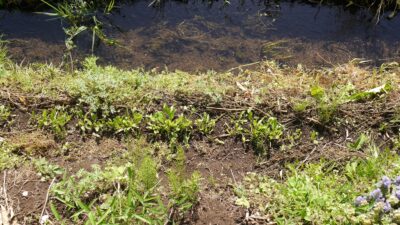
[
  {"left": 163, "top": 207, "right": 174, "bottom": 225},
  {"left": 206, "top": 107, "right": 247, "bottom": 112},
  {"left": 230, "top": 168, "right": 237, "bottom": 185},
  {"left": 39, "top": 177, "right": 56, "bottom": 223},
  {"left": 296, "top": 147, "right": 317, "bottom": 170},
  {"left": 226, "top": 61, "right": 261, "bottom": 73},
  {"left": 3, "top": 171, "right": 8, "bottom": 210}
]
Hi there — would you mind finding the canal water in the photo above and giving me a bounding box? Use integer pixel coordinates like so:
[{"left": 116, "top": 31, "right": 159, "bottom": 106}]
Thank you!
[{"left": 0, "top": 0, "right": 399, "bottom": 71}]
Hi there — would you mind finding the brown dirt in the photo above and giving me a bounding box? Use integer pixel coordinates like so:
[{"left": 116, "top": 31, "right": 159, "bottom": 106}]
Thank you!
[
  {"left": 4, "top": 168, "right": 49, "bottom": 225},
  {"left": 0, "top": 89, "right": 399, "bottom": 224},
  {"left": 186, "top": 139, "right": 255, "bottom": 224}
]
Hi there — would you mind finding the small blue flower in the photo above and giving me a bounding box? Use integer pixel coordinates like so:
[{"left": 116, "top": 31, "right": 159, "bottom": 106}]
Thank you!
[
  {"left": 394, "top": 176, "right": 400, "bottom": 185},
  {"left": 370, "top": 189, "right": 383, "bottom": 200},
  {"left": 381, "top": 176, "right": 391, "bottom": 189},
  {"left": 355, "top": 196, "right": 367, "bottom": 206},
  {"left": 376, "top": 197, "right": 385, "bottom": 203},
  {"left": 395, "top": 190, "right": 400, "bottom": 200},
  {"left": 383, "top": 201, "right": 392, "bottom": 213}
]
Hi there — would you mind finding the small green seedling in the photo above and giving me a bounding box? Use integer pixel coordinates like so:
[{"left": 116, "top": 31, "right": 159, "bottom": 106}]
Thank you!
[
  {"left": 348, "top": 133, "right": 369, "bottom": 151},
  {"left": 33, "top": 157, "right": 64, "bottom": 181},
  {"left": 247, "top": 112, "right": 284, "bottom": 155},
  {"left": 167, "top": 147, "right": 201, "bottom": 213},
  {"left": 35, "top": 108, "right": 72, "bottom": 139},
  {"left": 0, "top": 105, "right": 11, "bottom": 125},
  {"left": 147, "top": 104, "right": 192, "bottom": 145},
  {"left": 195, "top": 112, "right": 216, "bottom": 136},
  {"left": 106, "top": 112, "right": 143, "bottom": 135}
]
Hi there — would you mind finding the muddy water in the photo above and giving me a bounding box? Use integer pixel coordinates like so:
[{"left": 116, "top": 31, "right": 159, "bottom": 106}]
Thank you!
[{"left": 0, "top": 0, "right": 399, "bottom": 71}]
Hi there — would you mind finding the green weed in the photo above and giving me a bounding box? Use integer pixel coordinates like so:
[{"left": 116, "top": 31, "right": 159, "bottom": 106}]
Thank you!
[
  {"left": 309, "top": 83, "right": 391, "bottom": 125},
  {"left": 247, "top": 112, "right": 284, "bottom": 155},
  {"left": 168, "top": 147, "right": 201, "bottom": 213},
  {"left": 76, "top": 111, "right": 106, "bottom": 137},
  {"left": 0, "top": 141, "right": 21, "bottom": 171},
  {"left": 106, "top": 112, "right": 143, "bottom": 135},
  {"left": 136, "top": 155, "right": 158, "bottom": 191},
  {"left": 310, "top": 85, "right": 338, "bottom": 124},
  {"left": 0, "top": 104, "right": 11, "bottom": 126},
  {"left": 195, "top": 112, "right": 216, "bottom": 136},
  {"left": 282, "top": 128, "right": 302, "bottom": 151},
  {"left": 67, "top": 57, "right": 140, "bottom": 115},
  {"left": 40, "top": 0, "right": 116, "bottom": 54},
  {"left": 51, "top": 163, "right": 168, "bottom": 224},
  {"left": 147, "top": 104, "right": 192, "bottom": 145},
  {"left": 235, "top": 146, "right": 400, "bottom": 224},
  {"left": 226, "top": 111, "right": 247, "bottom": 142},
  {"left": 227, "top": 111, "right": 284, "bottom": 155},
  {"left": 33, "top": 157, "right": 64, "bottom": 181},
  {"left": 292, "top": 99, "right": 311, "bottom": 113},
  {"left": 35, "top": 108, "right": 72, "bottom": 139},
  {"left": 51, "top": 149, "right": 199, "bottom": 224},
  {"left": 310, "top": 130, "right": 320, "bottom": 144},
  {"left": 348, "top": 133, "right": 369, "bottom": 151}
]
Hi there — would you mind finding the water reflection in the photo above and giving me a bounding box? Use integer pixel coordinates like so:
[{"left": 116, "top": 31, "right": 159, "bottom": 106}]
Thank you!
[{"left": 0, "top": 0, "right": 399, "bottom": 71}]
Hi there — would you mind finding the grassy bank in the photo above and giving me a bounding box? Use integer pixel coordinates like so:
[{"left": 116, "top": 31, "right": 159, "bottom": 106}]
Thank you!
[{"left": 0, "top": 44, "right": 399, "bottom": 224}]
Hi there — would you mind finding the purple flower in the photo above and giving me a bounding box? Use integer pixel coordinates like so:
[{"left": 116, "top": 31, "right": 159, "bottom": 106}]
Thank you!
[
  {"left": 395, "top": 176, "right": 400, "bottom": 185},
  {"left": 376, "top": 197, "right": 385, "bottom": 203},
  {"left": 395, "top": 190, "right": 400, "bottom": 200},
  {"left": 355, "top": 196, "right": 367, "bottom": 206},
  {"left": 383, "top": 201, "right": 392, "bottom": 213},
  {"left": 370, "top": 189, "right": 383, "bottom": 200},
  {"left": 381, "top": 176, "right": 391, "bottom": 189}
]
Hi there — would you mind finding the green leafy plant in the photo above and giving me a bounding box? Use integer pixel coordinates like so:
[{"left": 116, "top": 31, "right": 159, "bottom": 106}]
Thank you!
[
  {"left": 40, "top": 0, "right": 116, "bottom": 54},
  {"left": 77, "top": 109, "right": 143, "bottom": 137},
  {"left": 76, "top": 111, "right": 106, "bottom": 137},
  {"left": 0, "top": 141, "right": 21, "bottom": 171},
  {"left": 51, "top": 160, "right": 170, "bottom": 224},
  {"left": 35, "top": 108, "right": 72, "bottom": 139},
  {"left": 282, "top": 128, "right": 302, "bottom": 151},
  {"left": 348, "top": 133, "right": 369, "bottom": 151},
  {"left": 67, "top": 57, "right": 139, "bottom": 116},
  {"left": 195, "top": 112, "right": 216, "bottom": 136},
  {"left": 234, "top": 146, "right": 400, "bottom": 225},
  {"left": 247, "top": 112, "right": 284, "bottom": 155},
  {"left": 136, "top": 155, "right": 158, "bottom": 191},
  {"left": 310, "top": 85, "right": 338, "bottom": 124},
  {"left": 106, "top": 112, "right": 143, "bottom": 135},
  {"left": 33, "top": 157, "right": 64, "bottom": 180},
  {"left": 52, "top": 165, "right": 167, "bottom": 225},
  {"left": 167, "top": 147, "right": 201, "bottom": 213},
  {"left": 293, "top": 99, "right": 311, "bottom": 113},
  {"left": 349, "top": 83, "right": 392, "bottom": 101},
  {"left": 309, "top": 83, "right": 362, "bottom": 124},
  {"left": 226, "top": 111, "right": 284, "bottom": 155},
  {"left": 0, "top": 104, "right": 11, "bottom": 126},
  {"left": 226, "top": 111, "right": 247, "bottom": 142},
  {"left": 310, "top": 130, "right": 320, "bottom": 144},
  {"left": 147, "top": 104, "right": 192, "bottom": 145}
]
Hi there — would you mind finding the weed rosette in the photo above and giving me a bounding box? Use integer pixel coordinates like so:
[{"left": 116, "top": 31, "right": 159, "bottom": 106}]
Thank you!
[{"left": 353, "top": 176, "right": 400, "bottom": 224}]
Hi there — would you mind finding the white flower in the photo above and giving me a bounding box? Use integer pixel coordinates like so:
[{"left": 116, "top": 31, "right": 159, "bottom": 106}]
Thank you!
[{"left": 40, "top": 215, "right": 50, "bottom": 224}]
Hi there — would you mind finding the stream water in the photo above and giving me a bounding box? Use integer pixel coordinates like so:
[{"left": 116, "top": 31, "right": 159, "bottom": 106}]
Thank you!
[{"left": 0, "top": 0, "right": 399, "bottom": 71}]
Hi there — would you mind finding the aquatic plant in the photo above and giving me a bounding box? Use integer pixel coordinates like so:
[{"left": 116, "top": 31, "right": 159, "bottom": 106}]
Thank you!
[{"left": 40, "top": 0, "right": 116, "bottom": 55}]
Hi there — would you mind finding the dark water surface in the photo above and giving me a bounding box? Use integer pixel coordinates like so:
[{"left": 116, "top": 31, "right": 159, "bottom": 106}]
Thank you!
[{"left": 0, "top": 0, "right": 399, "bottom": 71}]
